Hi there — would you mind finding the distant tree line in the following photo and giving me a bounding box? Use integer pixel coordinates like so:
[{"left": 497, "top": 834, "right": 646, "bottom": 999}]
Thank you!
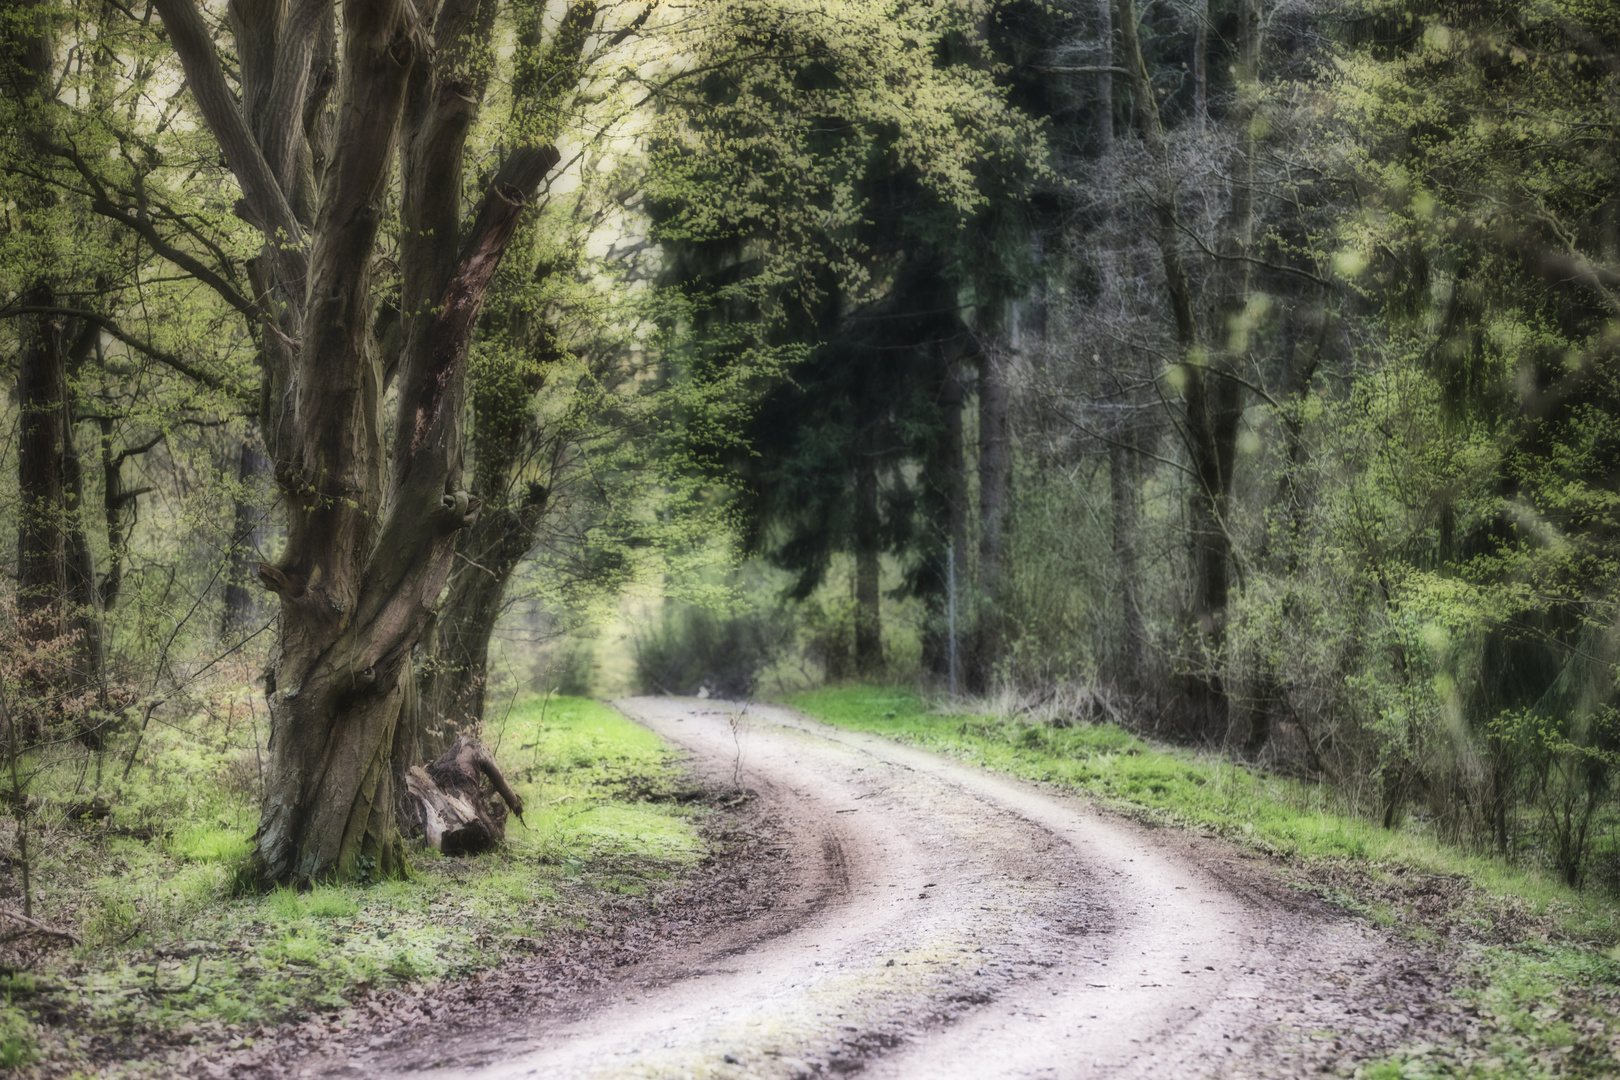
[{"left": 650, "top": 0, "right": 1620, "bottom": 887}]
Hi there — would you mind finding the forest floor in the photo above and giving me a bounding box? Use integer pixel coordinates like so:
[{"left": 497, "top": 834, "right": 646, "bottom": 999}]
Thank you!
[
  {"left": 0, "top": 696, "right": 715, "bottom": 1078},
  {"left": 228, "top": 696, "right": 1617, "bottom": 1080},
  {"left": 20, "top": 693, "right": 1618, "bottom": 1077}
]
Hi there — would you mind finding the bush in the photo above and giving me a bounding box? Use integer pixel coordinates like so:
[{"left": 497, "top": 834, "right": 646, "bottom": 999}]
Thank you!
[{"left": 632, "top": 603, "right": 789, "bottom": 698}]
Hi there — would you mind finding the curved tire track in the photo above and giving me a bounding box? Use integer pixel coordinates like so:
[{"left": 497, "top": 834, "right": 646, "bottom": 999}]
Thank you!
[{"left": 388, "top": 698, "right": 1441, "bottom": 1080}]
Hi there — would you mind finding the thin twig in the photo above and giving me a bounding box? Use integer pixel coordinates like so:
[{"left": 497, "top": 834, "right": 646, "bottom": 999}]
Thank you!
[{"left": 147, "top": 954, "right": 204, "bottom": 996}]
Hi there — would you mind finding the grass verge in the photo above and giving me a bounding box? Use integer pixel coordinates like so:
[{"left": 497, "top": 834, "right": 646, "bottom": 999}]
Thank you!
[
  {"left": 785, "top": 686, "right": 1620, "bottom": 1080},
  {"left": 2, "top": 694, "right": 703, "bottom": 1078}
]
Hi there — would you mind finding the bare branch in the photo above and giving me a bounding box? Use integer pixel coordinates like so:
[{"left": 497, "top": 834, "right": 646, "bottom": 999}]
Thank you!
[
  {"left": 0, "top": 305, "right": 251, "bottom": 406},
  {"left": 149, "top": 0, "right": 307, "bottom": 279},
  {"left": 1172, "top": 215, "right": 1331, "bottom": 288},
  {"left": 45, "top": 140, "right": 261, "bottom": 320}
]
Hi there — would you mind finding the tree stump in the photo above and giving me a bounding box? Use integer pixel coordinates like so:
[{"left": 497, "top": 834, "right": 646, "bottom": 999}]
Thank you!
[{"left": 403, "top": 736, "right": 524, "bottom": 857}]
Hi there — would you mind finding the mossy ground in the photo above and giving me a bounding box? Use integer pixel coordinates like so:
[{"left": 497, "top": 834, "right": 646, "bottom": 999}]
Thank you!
[
  {"left": 0, "top": 694, "right": 704, "bottom": 1077},
  {"left": 785, "top": 686, "right": 1620, "bottom": 1080}
]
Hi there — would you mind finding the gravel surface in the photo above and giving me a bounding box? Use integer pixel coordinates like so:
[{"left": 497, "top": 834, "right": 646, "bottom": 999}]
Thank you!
[{"left": 249, "top": 698, "right": 1464, "bottom": 1079}]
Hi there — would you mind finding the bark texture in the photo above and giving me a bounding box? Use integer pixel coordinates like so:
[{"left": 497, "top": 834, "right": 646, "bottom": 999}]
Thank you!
[
  {"left": 415, "top": 484, "right": 548, "bottom": 762},
  {"left": 151, "top": 0, "right": 572, "bottom": 883},
  {"left": 403, "top": 735, "right": 523, "bottom": 856}
]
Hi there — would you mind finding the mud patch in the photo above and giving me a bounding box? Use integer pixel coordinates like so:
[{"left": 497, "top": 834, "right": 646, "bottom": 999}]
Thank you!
[{"left": 1291, "top": 858, "right": 1585, "bottom": 947}]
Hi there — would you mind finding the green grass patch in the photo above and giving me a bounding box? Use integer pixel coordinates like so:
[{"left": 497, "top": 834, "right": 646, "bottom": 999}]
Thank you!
[
  {"left": 786, "top": 687, "right": 1618, "bottom": 933},
  {"left": 786, "top": 686, "right": 1620, "bottom": 1079},
  {"left": 168, "top": 826, "right": 254, "bottom": 866},
  {"left": 1362, "top": 945, "right": 1620, "bottom": 1078},
  {"left": 3, "top": 692, "right": 703, "bottom": 1075}
]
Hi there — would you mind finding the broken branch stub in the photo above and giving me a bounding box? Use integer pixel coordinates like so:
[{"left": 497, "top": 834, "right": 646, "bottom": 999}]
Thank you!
[{"left": 402, "top": 736, "right": 522, "bottom": 857}]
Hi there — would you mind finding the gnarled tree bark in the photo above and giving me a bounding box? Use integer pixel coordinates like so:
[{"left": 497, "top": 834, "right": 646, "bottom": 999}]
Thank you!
[
  {"left": 415, "top": 477, "right": 549, "bottom": 762},
  {"left": 151, "top": 0, "right": 571, "bottom": 884}
]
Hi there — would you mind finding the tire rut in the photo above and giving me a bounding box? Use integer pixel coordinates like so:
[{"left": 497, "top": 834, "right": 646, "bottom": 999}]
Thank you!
[{"left": 355, "top": 698, "right": 1457, "bottom": 1079}]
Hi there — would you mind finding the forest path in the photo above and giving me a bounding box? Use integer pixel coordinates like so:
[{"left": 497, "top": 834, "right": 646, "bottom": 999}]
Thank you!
[{"left": 390, "top": 699, "right": 1441, "bottom": 1079}]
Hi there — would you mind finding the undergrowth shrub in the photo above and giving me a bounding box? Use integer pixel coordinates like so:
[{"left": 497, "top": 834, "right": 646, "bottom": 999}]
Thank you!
[{"left": 633, "top": 602, "right": 788, "bottom": 698}]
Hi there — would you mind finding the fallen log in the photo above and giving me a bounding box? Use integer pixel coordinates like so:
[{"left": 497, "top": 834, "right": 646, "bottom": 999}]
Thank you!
[
  {"left": 403, "top": 736, "right": 525, "bottom": 857},
  {"left": 0, "top": 907, "right": 81, "bottom": 944}
]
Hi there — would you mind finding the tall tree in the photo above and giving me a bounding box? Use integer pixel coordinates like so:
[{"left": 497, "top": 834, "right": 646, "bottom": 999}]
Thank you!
[
  {"left": 1330, "top": 0, "right": 1620, "bottom": 860},
  {"left": 4, "top": 0, "right": 110, "bottom": 732},
  {"left": 143, "top": 0, "right": 637, "bottom": 883},
  {"left": 651, "top": 0, "right": 1044, "bottom": 681},
  {"left": 1114, "top": 0, "right": 1259, "bottom": 733}
]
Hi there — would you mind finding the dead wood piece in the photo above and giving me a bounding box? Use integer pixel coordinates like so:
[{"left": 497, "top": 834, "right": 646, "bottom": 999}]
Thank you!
[
  {"left": 405, "top": 736, "right": 524, "bottom": 857},
  {"left": 426, "top": 736, "right": 524, "bottom": 819},
  {"left": 0, "top": 792, "right": 113, "bottom": 821},
  {"left": 64, "top": 794, "right": 113, "bottom": 821},
  {"left": 0, "top": 907, "right": 81, "bottom": 944}
]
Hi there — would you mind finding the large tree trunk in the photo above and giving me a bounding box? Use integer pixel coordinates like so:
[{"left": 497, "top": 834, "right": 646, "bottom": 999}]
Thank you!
[
  {"left": 1095, "top": 11, "right": 1142, "bottom": 696},
  {"left": 16, "top": 301, "right": 106, "bottom": 742},
  {"left": 153, "top": 0, "right": 575, "bottom": 884},
  {"left": 13, "top": 13, "right": 66, "bottom": 631},
  {"left": 17, "top": 289, "right": 70, "bottom": 631},
  {"left": 12, "top": 17, "right": 105, "bottom": 732},
  {"left": 416, "top": 496, "right": 546, "bottom": 761},
  {"left": 1189, "top": 0, "right": 1261, "bottom": 738},
  {"left": 413, "top": 294, "right": 554, "bottom": 761},
  {"left": 1182, "top": 361, "right": 1242, "bottom": 735}
]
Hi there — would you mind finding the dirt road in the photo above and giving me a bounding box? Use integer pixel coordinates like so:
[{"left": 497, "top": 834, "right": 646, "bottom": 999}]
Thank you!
[{"left": 384, "top": 698, "right": 1447, "bottom": 1079}]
